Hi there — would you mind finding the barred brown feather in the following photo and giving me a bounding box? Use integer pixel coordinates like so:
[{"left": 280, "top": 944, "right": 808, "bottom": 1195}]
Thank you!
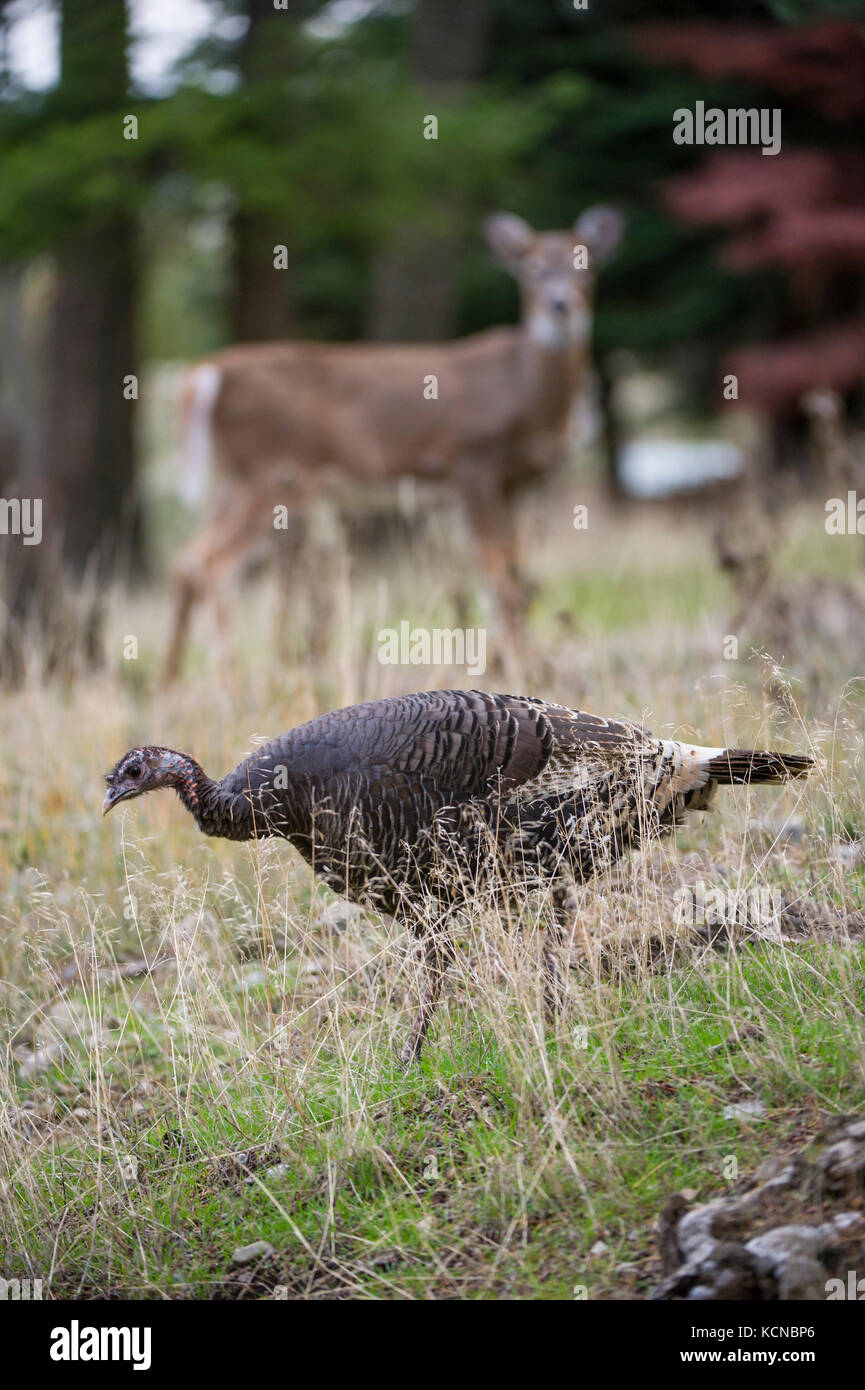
[
  {"left": 705, "top": 749, "right": 814, "bottom": 784},
  {"left": 103, "top": 690, "right": 814, "bottom": 1061}
]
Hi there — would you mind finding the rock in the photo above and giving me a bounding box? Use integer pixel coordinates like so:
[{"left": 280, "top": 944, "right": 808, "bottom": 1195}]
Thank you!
[
  {"left": 265, "top": 1163, "right": 290, "bottom": 1180},
  {"left": 745, "top": 1223, "right": 825, "bottom": 1270},
  {"left": 723, "top": 1099, "right": 766, "bottom": 1120},
  {"left": 231, "top": 1241, "right": 275, "bottom": 1266},
  {"left": 700, "top": 1242, "right": 767, "bottom": 1300},
  {"left": 16, "top": 1041, "right": 65, "bottom": 1079},
  {"left": 47, "top": 999, "right": 89, "bottom": 1033},
  {"left": 755, "top": 817, "right": 806, "bottom": 848},
  {"left": 779, "top": 819, "right": 806, "bottom": 847},
  {"left": 817, "top": 1121, "right": 865, "bottom": 1192},
  {"left": 658, "top": 1193, "right": 688, "bottom": 1274},
  {"left": 830, "top": 1210, "right": 861, "bottom": 1232},
  {"left": 315, "top": 900, "right": 364, "bottom": 933},
  {"left": 753, "top": 1155, "right": 799, "bottom": 1190},
  {"left": 589, "top": 1240, "right": 609, "bottom": 1257},
  {"left": 368, "top": 1249, "right": 401, "bottom": 1270},
  {"left": 776, "top": 1256, "right": 829, "bottom": 1301},
  {"left": 650, "top": 1115, "right": 865, "bottom": 1300},
  {"left": 245, "top": 1162, "right": 291, "bottom": 1186},
  {"left": 677, "top": 1203, "right": 742, "bottom": 1265}
]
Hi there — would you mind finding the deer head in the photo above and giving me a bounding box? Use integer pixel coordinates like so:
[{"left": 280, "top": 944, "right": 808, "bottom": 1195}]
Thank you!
[{"left": 484, "top": 206, "right": 625, "bottom": 349}]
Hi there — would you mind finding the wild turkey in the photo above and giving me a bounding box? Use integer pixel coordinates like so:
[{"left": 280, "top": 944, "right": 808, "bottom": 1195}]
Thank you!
[{"left": 103, "top": 689, "right": 813, "bottom": 1061}]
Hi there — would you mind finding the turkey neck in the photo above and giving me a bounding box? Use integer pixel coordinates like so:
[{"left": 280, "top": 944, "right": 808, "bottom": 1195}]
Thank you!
[{"left": 165, "top": 752, "right": 257, "bottom": 840}]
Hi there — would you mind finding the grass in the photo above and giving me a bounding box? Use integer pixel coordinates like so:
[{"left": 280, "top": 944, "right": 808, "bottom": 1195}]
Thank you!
[{"left": 2, "top": 484, "right": 865, "bottom": 1299}]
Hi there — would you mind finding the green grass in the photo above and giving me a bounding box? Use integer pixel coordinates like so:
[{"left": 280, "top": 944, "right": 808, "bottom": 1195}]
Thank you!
[
  {"left": 8, "top": 938, "right": 863, "bottom": 1299},
  {"left": 3, "top": 492, "right": 865, "bottom": 1299}
]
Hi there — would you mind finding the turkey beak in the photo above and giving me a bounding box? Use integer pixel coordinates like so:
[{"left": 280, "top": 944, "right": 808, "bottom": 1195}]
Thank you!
[{"left": 102, "top": 784, "right": 128, "bottom": 815}]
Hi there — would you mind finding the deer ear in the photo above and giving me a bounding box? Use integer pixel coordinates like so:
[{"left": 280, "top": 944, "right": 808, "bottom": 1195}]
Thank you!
[
  {"left": 483, "top": 212, "right": 535, "bottom": 267},
  {"left": 573, "top": 206, "right": 625, "bottom": 266}
]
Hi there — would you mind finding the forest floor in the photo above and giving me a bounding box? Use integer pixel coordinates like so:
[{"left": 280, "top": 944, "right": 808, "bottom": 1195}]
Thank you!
[{"left": 3, "top": 486, "right": 865, "bottom": 1299}]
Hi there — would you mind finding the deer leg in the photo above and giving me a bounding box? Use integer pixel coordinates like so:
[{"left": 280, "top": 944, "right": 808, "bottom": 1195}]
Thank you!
[
  {"left": 163, "top": 477, "right": 297, "bottom": 683},
  {"left": 163, "top": 572, "right": 198, "bottom": 685},
  {"left": 304, "top": 500, "right": 344, "bottom": 662},
  {"left": 213, "top": 582, "right": 235, "bottom": 683},
  {"left": 163, "top": 516, "right": 243, "bottom": 686},
  {"left": 460, "top": 471, "right": 527, "bottom": 656},
  {"left": 272, "top": 510, "right": 305, "bottom": 663},
  {"left": 400, "top": 933, "right": 453, "bottom": 1067},
  {"left": 163, "top": 528, "right": 238, "bottom": 686}
]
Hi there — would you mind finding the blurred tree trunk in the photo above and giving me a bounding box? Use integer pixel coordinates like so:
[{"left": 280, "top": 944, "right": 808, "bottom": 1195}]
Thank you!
[
  {"left": 0, "top": 268, "right": 35, "bottom": 489},
  {"left": 367, "top": 0, "right": 491, "bottom": 342},
  {"left": 43, "top": 223, "right": 138, "bottom": 574},
  {"left": 596, "top": 357, "right": 625, "bottom": 502},
  {"left": 228, "top": 0, "right": 308, "bottom": 342},
  {"left": 1, "top": 0, "right": 137, "bottom": 683},
  {"left": 40, "top": 0, "right": 139, "bottom": 578},
  {"left": 231, "top": 207, "right": 293, "bottom": 342}
]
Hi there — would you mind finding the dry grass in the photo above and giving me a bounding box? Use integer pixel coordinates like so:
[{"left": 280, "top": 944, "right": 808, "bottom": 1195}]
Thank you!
[{"left": 2, "top": 487, "right": 865, "bottom": 1299}]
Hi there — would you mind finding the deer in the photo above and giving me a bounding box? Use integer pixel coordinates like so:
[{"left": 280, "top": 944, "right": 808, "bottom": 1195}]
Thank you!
[{"left": 164, "top": 206, "right": 625, "bottom": 681}]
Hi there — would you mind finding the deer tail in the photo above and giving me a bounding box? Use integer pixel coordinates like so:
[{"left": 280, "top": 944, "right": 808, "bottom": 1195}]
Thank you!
[{"left": 178, "top": 362, "right": 222, "bottom": 509}]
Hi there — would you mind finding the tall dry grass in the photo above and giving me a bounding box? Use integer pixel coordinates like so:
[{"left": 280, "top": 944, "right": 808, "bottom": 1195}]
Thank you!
[{"left": 2, "top": 490, "right": 864, "bottom": 1297}]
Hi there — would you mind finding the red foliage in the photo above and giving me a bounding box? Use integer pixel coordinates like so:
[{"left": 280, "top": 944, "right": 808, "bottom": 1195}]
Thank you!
[
  {"left": 638, "top": 20, "right": 865, "bottom": 409},
  {"left": 727, "top": 323, "right": 865, "bottom": 411},
  {"left": 663, "top": 151, "right": 865, "bottom": 269},
  {"left": 636, "top": 20, "right": 865, "bottom": 122}
]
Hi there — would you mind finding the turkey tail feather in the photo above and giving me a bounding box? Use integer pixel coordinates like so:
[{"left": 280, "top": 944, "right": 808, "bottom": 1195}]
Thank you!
[{"left": 706, "top": 749, "right": 814, "bottom": 785}]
